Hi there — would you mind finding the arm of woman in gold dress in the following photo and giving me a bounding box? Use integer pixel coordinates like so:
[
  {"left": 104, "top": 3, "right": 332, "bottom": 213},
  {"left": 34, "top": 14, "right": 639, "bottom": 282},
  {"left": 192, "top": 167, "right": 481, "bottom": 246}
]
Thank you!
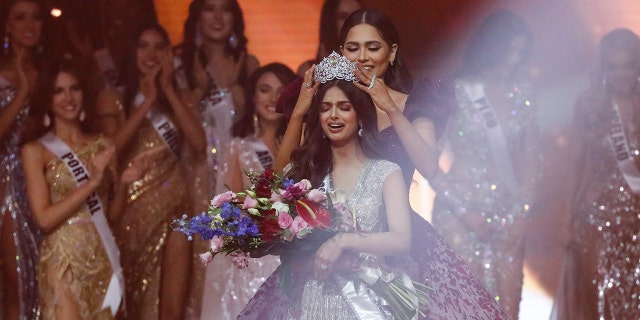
[
  {"left": 159, "top": 49, "right": 207, "bottom": 158},
  {"left": 22, "top": 143, "right": 115, "bottom": 233}
]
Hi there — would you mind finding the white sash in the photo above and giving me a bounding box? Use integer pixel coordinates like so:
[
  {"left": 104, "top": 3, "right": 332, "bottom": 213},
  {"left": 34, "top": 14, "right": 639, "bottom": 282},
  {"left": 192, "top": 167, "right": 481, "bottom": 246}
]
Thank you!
[
  {"left": 248, "top": 140, "right": 273, "bottom": 170},
  {"left": 609, "top": 102, "right": 640, "bottom": 194},
  {"left": 134, "top": 93, "right": 181, "bottom": 158},
  {"left": 39, "top": 132, "right": 124, "bottom": 315},
  {"left": 460, "top": 80, "right": 519, "bottom": 193}
]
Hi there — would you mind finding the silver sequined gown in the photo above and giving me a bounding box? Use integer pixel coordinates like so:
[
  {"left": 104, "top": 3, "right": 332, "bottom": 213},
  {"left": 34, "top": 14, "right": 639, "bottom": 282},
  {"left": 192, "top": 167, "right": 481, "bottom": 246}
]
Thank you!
[
  {"left": 430, "top": 78, "right": 540, "bottom": 318},
  {"left": 200, "top": 136, "right": 280, "bottom": 320},
  {"left": 0, "top": 76, "right": 41, "bottom": 319},
  {"left": 552, "top": 96, "right": 640, "bottom": 320},
  {"left": 241, "top": 159, "right": 425, "bottom": 320}
]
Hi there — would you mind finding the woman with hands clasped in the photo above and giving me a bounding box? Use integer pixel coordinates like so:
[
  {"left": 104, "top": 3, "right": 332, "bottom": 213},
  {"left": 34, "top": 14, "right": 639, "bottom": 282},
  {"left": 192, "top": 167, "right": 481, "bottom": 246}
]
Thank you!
[
  {"left": 21, "top": 59, "right": 140, "bottom": 319},
  {"left": 98, "top": 24, "right": 206, "bottom": 320}
]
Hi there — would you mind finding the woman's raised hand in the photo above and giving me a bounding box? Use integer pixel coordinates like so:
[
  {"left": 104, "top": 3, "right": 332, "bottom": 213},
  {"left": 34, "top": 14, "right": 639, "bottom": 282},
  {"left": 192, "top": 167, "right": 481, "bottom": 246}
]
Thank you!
[
  {"left": 353, "top": 67, "right": 398, "bottom": 114},
  {"left": 140, "top": 66, "right": 160, "bottom": 104},
  {"left": 159, "top": 49, "right": 175, "bottom": 90},
  {"left": 292, "top": 64, "right": 320, "bottom": 118},
  {"left": 88, "top": 146, "right": 116, "bottom": 188}
]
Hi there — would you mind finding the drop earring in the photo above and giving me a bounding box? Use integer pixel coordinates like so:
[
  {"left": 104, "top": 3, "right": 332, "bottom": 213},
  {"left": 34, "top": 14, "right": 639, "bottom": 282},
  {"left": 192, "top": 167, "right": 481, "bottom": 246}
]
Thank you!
[
  {"left": 43, "top": 113, "right": 51, "bottom": 127},
  {"left": 195, "top": 28, "right": 203, "bottom": 47},
  {"left": 228, "top": 33, "right": 238, "bottom": 49},
  {"left": 79, "top": 110, "right": 86, "bottom": 122},
  {"left": 3, "top": 32, "right": 9, "bottom": 56},
  {"left": 253, "top": 114, "right": 259, "bottom": 135},
  {"left": 358, "top": 122, "right": 363, "bottom": 137}
]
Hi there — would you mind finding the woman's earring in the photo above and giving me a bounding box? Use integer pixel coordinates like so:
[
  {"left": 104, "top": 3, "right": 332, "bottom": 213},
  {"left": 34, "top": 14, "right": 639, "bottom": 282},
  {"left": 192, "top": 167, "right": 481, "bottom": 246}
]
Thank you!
[
  {"left": 79, "top": 110, "right": 86, "bottom": 122},
  {"left": 3, "top": 33, "right": 9, "bottom": 56},
  {"left": 43, "top": 114, "right": 51, "bottom": 127},
  {"left": 253, "top": 114, "right": 259, "bottom": 135},
  {"left": 195, "top": 28, "right": 203, "bottom": 47},
  {"left": 358, "top": 122, "right": 363, "bottom": 137},
  {"left": 228, "top": 33, "right": 238, "bottom": 49}
]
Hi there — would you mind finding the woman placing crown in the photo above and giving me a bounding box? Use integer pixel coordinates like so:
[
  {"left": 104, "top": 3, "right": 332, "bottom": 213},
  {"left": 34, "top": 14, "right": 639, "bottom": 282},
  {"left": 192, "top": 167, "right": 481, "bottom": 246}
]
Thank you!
[
  {"left": 238, "top": 52, "right": 507, "bottom": 320},
  {"left": 271, "top": 9, "right": 507, "bottom": 319}
]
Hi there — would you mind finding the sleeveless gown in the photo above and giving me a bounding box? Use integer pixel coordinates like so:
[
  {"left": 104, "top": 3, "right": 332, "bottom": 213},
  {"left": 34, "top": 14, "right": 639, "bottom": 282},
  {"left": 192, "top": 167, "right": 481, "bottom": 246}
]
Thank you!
[
  {"left": 116, "top": 114, "right": 190, "bottom": 319},
  {"left": 551, "top": 98, "right": 640, "bottom": 319},
  {"left": 0, "top": 75, "right": 41, "bottom": 319},
  {"left": 39, "top": 135, "right": 114, "bottom": 319}
]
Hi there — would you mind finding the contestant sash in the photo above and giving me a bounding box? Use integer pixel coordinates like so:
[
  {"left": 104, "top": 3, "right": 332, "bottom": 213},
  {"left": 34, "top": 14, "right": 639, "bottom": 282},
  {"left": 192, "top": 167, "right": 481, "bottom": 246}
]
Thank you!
[
  {"left": 609, "top": 102, "right": 640, "bottom": 194},
  {"left": 248, "top": 140, "right": 273, "bottom": 170},
  {"left": 134, "top": 93, "right": 181, "bottom": 159},
  {"left": 39, "top": 132, "right": 124, "bottom": 315},
  {"left": 460, "top": 80, "right": 519, "bottom": 193}
]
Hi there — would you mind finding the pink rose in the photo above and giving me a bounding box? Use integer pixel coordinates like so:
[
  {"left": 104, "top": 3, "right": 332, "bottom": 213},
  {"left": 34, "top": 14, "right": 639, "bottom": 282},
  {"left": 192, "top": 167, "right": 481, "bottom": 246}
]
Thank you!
[
  {"left": 294, "top": 179, "right": 312, "bottom": 191},
  {"left": 209, "top": 236, "right": 224, "bottom": 253},
  {"left": 211, "top": 191, "right": 235, "bottom": 207},
  {"left": 305, "top": 189, "right": 326, "bottom": 203},
  {"left": 242, "top": 196, "right": 258, "bottom": 209},
  {"left": 290, "top": 215, "right": 309, "bottom": 235},
  {"left": 199, "top": 252, "right": 214, "bottom": 266},
  {"left": 278, "top": 211, "right": 293, "bottom": 229}
]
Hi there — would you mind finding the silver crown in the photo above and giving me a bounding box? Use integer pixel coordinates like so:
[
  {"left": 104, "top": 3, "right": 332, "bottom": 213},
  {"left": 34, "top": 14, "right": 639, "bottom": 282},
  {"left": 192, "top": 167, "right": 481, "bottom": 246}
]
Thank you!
[{"left": 313, "top": 51, "right": 359, "bottom": 83}]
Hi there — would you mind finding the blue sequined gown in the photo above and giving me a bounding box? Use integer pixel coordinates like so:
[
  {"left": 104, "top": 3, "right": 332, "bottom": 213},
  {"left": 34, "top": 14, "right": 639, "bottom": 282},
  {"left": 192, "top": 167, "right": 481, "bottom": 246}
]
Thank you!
[
  {"left": 429, "top": 77, "right": 540, "bottom": 318},
  {"left": 0, "top": 75, "right": 41, "bottom": 319}
]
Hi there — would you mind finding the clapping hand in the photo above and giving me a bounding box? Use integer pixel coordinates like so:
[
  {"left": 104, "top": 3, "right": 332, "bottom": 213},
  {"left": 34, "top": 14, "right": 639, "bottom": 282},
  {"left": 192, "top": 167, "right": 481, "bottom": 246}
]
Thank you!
[{"left": 88, "top": 146, "right": 116, "bottom": 188}]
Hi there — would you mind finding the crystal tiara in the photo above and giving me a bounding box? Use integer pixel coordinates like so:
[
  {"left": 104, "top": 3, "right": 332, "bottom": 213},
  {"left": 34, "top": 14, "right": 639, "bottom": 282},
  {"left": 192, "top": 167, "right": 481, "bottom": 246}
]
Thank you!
[{"left": 313, "top": 51, "right": 360, "bottom": 83}]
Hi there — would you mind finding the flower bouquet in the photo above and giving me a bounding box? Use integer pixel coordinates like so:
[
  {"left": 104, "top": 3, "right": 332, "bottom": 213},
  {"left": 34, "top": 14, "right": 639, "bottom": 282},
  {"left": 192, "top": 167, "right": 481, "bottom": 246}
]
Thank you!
[{"left": 173, "top": 169, "right": 339, "bottom": 268}]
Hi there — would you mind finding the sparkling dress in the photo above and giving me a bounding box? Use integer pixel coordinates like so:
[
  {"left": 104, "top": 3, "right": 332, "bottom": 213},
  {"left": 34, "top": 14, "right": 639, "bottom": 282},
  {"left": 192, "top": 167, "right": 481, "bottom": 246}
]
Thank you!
[
  {"left": 551, "top": 96, "right": 640, "bottom": 319},
  {"left": 0, "top": 75, "right": 41, "bottom": 319},
  {"left": 200, "top": 136, "right": 280, "bottom": 320},
  {"left": 115, "top": 114, "right": 190, "bottom": 319},
  {"left": 240, "top": 159, "right": 422, "bottom": 319},
  {"left": 429, "top": 77, "right": 540, "bottom": 317},
  {"left": 39, "top": 136, "right": 114, "bottom": 319}
]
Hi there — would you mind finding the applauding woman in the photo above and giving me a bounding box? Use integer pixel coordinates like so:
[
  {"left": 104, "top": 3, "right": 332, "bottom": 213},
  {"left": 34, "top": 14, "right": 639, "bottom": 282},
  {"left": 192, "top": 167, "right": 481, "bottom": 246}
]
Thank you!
[{"left": 21, "top": 59, "right": 131, "bottom": 319}]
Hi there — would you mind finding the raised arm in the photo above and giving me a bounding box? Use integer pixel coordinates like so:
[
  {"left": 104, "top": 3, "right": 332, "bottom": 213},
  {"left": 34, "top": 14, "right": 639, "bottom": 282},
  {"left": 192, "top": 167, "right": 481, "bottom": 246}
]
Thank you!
[
  {"left": 354, "top": 70, "right": 440, "bottom": 179},
  {"left": 273, "top": 66, "right": 318, "bottom": 171},
  {"left": 0, "top": 53, "right": 30, "bottom": 140},
  {"left": 313, "top": 169, "right": 411, "bottom": 274},
  {"left": 22, "top": 143, "right": 115, "bottom": 233},
  {"left": 159, "top": 50, "right": 206, "bottom": 157},
  {"left": 112, "top": 71, "right": 158, "bottom": 153}
]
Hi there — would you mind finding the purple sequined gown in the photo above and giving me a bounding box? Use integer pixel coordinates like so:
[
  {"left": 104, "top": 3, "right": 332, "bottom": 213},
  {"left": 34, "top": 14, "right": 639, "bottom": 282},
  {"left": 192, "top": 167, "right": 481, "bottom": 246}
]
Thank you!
[{"left": 0, "top": 76, "right": 41, "bottom": 319}]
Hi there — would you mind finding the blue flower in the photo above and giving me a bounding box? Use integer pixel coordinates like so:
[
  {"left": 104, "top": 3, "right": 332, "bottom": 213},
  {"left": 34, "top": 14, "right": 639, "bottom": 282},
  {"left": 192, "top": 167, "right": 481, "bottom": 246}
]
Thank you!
[{"left": 283, "top": 178, "right": 295, "bottom": 188}]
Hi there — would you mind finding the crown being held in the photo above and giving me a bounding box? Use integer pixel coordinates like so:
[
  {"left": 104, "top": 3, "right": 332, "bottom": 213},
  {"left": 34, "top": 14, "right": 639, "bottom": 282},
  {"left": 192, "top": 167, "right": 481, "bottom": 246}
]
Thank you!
[{"left": 313, "top": 51, "right": 360, "bottom": 83}]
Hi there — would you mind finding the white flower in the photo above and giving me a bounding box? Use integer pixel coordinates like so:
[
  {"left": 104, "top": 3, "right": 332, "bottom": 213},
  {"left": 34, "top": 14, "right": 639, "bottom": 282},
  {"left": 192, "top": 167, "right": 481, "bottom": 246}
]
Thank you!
[{"left": 272, "top": 201, "right": 290, "bottom": 214}]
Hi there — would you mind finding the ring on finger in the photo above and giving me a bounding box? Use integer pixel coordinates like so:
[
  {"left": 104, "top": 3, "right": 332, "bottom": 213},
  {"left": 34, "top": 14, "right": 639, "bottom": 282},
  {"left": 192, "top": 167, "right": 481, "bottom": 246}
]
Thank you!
[
  {"left": 304, "top": 82, "right": 313, "bottom": 89},
  {"left": 367, "top": 75, "right": 376, "bottom": 90}
]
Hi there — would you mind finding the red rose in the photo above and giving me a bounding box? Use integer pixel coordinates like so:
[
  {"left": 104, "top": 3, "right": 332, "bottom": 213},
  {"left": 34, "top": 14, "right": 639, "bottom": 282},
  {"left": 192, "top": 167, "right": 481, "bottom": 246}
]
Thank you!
[{"left": 258, "top": 210, "right": 281, "bottom": 242}]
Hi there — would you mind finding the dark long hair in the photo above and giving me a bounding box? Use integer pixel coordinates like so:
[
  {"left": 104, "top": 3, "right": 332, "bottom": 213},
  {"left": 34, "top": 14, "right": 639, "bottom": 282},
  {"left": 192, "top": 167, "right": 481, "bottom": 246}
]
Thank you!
[
  {"left": 22, "top": 58, "right": 98, "bottom": 144},
  {"left": 0, "top": 0, "right": 47, "bottom": 66},
  {"left": 121, "top": 24, "right": 172, "bottom": 116},
  {"left": 231, "top": 63, "right": 297, "bottom": 138},
  {"left": 180, "top": 0, "right": 249, "bottom": 90},
  {"left": 288, "top": 80, "right": 383, "bottom": 186},
  {"left": 460, "top": 10, "right": 532, "bottom": 77},
  {"left": 339, "top": 9, "right": 413, "bottom": 94},
  {"left": 315, "top": 0, "right": 361, "bottom": 62}
]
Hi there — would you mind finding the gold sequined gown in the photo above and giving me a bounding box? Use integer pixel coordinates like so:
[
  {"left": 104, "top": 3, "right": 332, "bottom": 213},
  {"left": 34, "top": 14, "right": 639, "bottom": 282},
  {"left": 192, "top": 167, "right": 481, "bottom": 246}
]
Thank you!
[
  {"left": 39, "top": 136, "right": 114, "bottom": 319},
  {"left": 116, "top": 118, "right": 189, "bottom": 319}
]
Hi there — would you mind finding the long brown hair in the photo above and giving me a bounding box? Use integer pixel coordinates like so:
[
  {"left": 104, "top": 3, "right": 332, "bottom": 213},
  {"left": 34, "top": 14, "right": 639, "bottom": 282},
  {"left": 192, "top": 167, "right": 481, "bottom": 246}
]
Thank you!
[
  {"left": 287, "top": 80, "right": 383, "bottom": 186},
  {"left": 21, "top": 58, "right": 99, "bottom": 144}
]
